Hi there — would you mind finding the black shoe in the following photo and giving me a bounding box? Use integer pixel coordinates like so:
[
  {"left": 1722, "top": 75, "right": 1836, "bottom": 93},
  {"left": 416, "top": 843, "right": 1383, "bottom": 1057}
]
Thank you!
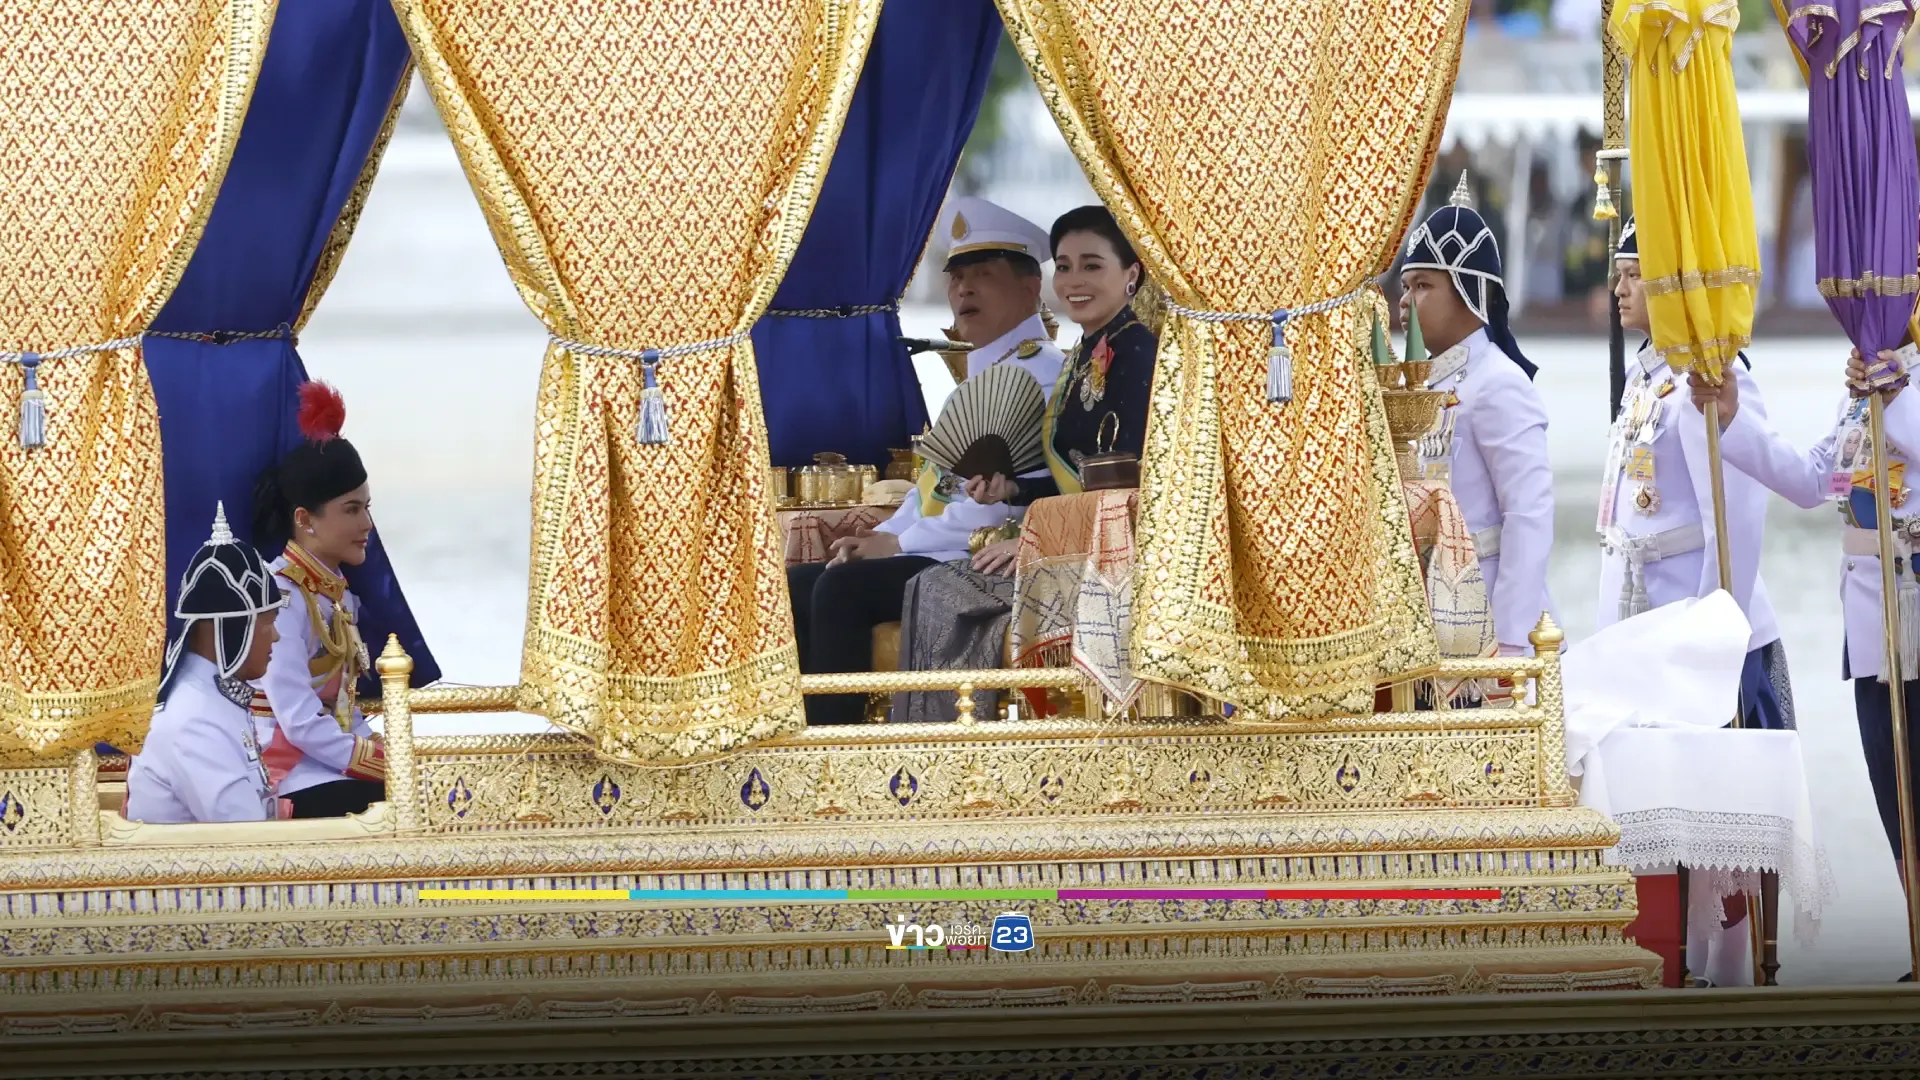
[{"left": 1900, "top": 972, "right": 1913, "bottom": 983}]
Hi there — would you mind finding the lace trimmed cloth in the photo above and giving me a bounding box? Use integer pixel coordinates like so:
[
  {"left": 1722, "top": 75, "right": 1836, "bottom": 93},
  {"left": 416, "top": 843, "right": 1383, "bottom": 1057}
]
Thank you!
[
  {"left": 1579, "top": 724, "right": 1837, "bottom": 945},
  {"left": 1563, "top": 592, "right": 1835, "bottom": 944}
]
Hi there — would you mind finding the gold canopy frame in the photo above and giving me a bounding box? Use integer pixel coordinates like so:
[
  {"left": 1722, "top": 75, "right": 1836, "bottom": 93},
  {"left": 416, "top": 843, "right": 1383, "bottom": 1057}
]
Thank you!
[{"left": 0, "top": 629, "right": 1656, "bottom": 1034}]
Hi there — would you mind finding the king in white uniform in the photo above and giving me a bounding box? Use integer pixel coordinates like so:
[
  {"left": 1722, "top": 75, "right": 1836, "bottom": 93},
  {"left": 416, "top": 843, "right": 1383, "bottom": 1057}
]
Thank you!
[
  {"left": 787, "top": 197, "right": 1065, "bottom": 725},
  {"left": 1399, "top": 175, "right": 1555, "bottom": 659},
  {"left": 125, "top": 504, "right": 289, "bottom": 824}
]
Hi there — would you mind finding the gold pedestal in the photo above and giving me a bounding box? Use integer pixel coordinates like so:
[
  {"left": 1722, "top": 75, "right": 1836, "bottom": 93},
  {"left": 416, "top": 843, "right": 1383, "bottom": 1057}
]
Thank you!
[{"left": 0, "top": 628, "right": 1655, "bottom": 1038}]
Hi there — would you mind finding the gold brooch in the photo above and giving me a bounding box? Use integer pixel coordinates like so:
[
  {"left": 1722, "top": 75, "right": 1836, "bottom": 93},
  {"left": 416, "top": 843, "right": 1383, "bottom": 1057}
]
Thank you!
[{"left": 1016, "top": 340, "right": 1043, "bottom": 359}]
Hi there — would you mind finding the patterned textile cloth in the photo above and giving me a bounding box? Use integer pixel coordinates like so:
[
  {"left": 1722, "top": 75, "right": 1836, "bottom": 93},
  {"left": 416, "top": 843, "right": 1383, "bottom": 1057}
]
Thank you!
[
  {"left": 1610, "top": 0, "right": 1758, "bottom": 382},
  {"left": 777, "top": 506, "right": 887, "bottom": 567},
  {"left": 0, "top": 1, "right": 273, "bottom": 761},
  {"left": 1012, "top": 484, "right": 1490, "bottom": 716},
  {"left": 1403, "top": 478, "right": 1497, "bottom": 704},
  {"left": 392, "top": 1, "right": 880, "bottom": 763},
  {"left": 893, "top": 561, "right": 1017, "bottom": 724},
  {"left": 1010, "top": 490, "right": 1140, "bottom": 712},
  {"left": 999, "top": 0, "right": 1457, "bottom": 719}
]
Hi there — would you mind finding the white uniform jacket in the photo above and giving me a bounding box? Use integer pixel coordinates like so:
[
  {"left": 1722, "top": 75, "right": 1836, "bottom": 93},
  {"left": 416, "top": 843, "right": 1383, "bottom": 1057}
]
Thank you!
[
  {"left": 126, "top": 652, "right": 278, "bottom": 824},
  {"left": 874, "top": 313, "right": 1067, "bottom": 562},
  {"left": 1596, "top": 346, "right": 1778, "bottom": 652},
  {"left": 251, "top": 552, "right": 381, "bottom": 796},
  {"left": 1427, "top": 328, "right": 1557, "bottom": 650},
  {"left": 1718, "top": 388, "right": 1920, "bottom": 679}
]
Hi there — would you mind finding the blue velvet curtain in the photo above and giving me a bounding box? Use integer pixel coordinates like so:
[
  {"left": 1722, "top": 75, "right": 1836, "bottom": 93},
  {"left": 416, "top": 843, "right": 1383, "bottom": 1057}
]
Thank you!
[
  {"left": 144, "top": 0, "right": 437, "bottom": 693},
  {"left": 752, "top": 0, "right": 1003, "bottom": 469}
]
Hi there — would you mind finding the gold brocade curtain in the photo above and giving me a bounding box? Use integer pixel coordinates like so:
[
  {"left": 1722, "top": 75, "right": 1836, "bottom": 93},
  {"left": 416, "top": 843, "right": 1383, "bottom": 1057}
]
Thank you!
[
  {"left": 392, "top": 0, "right": 878, "bottom": 764},
  {"left": 997, "top": 0, "right": 1464, "bottom": 717},
  {"left": 1611, "top": 0, "right": 1758, "bottom": 381},
  {"left": 0, "top": 1, "right": 274, "bottom": 762}
]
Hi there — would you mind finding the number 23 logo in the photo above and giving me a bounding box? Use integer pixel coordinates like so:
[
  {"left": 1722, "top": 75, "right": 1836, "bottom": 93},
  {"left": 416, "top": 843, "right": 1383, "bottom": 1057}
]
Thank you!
[{"left": 990, "top": 912, "right": 1034, "bottom": 952}]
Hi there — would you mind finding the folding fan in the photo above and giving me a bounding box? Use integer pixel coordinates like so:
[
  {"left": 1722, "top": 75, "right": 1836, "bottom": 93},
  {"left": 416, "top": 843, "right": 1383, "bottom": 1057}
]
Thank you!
[{"left": 919, "top": 363, "right": 1047, "bottom": 481}]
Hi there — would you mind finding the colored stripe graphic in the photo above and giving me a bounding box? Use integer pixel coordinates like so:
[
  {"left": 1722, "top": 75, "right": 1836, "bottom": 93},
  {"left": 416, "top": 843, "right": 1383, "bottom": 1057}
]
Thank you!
[{"left": 416, "top": 888, "right": 1501, "bottom": 901}]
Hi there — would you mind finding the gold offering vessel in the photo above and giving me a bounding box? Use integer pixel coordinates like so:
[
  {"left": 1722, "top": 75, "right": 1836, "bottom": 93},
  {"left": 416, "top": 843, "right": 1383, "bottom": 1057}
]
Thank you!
[
  {"left": 792, "top": 452, "right": 866, "bottom": 506},
  {"left": 1383, "top": 387, "right": 1449, "bottom": 483},
  {"left": 1373, "top": 305, "right": 1443, "bottom": 481}
]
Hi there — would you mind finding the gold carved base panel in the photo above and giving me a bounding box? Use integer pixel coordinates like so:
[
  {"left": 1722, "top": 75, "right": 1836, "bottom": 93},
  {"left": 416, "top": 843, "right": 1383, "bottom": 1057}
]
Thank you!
[
  {"left": 408, "top": 715, "right": 1558, "bottom": 831},
  {"left": 0, "top": 686, "right": 1649, "bottom": 1040}
]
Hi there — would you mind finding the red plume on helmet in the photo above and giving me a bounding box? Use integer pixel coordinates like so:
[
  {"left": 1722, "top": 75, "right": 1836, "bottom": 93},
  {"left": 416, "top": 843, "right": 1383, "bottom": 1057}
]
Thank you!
[{"left": 296, "top": 381, "right": 346, "bottom": 443}]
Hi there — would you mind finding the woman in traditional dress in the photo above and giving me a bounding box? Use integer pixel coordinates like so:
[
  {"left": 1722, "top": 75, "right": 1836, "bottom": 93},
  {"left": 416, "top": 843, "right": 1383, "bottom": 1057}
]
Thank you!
[
  {"left": 894, "top": 205, "right": 1158, "bottom": 722},
  {"left": 248, "top": 381, "right": 387, "bottom": 818}
]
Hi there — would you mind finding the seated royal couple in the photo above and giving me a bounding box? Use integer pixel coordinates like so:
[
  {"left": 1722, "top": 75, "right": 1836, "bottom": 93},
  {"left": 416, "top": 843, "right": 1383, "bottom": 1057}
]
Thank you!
[
  {"left": 125, "top": 383, "right": 388, "bottom": 823},
  {"left": 787, "top": 197, "right": 1158, "bottom": 724}
]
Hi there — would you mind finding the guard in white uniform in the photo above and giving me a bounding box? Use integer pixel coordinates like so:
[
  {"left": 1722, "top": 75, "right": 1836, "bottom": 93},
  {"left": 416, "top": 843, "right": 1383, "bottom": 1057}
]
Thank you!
[
  {"left": 126, "top": 504, "right": 288, "bottom": 824},
  {"left": 787, "top": 197, "right": 1066, "bottom": 724},
  {"left": 1603, "top": 218, "right": 1793, "bottom": 731},
  {"left": 1608, "top": 217, "right": 1798, "bottom": 989},
  {"left": 1707, "top": 347, "right": 1920, "bottom": 936},
  {"left": 1399, "top": 175, "right": 1555, "bottom": 659}
]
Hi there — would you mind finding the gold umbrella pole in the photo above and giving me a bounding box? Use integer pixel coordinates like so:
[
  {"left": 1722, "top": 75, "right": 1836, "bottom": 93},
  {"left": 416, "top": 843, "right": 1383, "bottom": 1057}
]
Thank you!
[
  {"left": 1870, "top": 393, "right": 1920, "bottom": 981},
  {"left": 1702, "top": 393, "right": 1773, "bottom": 985}
]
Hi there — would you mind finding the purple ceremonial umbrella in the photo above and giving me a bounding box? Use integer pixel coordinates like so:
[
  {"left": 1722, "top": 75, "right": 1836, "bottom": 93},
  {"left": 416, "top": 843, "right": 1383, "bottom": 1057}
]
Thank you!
[
  {"left": 1782, "top": 0, "right": 1920, "bottom": 355},
  {"left": 1780, "top": 0, "right": 1920, "bottom": 977}
]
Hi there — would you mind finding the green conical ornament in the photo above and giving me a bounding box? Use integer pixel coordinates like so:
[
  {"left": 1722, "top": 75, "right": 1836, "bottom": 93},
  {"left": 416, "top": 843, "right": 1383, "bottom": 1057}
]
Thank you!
[
  {"left": 1370, "top": 308, "right": 1395, "bottom": 366},
  {"left": 1403, "top": 300, "right": 1428, "bottom": 366}
]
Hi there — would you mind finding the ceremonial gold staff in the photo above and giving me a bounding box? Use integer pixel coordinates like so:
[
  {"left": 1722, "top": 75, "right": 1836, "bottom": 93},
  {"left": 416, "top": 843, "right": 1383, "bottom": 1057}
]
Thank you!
[
  {"left": 1867, "top": 368, "right": 1920, "bottom": 982},
  {"left": 1599, "top": 0, "right": 1770, "bottom": 986}
]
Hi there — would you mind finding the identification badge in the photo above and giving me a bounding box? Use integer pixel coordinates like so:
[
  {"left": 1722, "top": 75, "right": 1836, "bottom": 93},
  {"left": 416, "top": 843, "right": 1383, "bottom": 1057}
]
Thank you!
[
  {"left": 1597, "top": 427, "right": 1629, "bottom": 531},
  {"left": 1833, "top": 413, "right": 1869, "bottom": 497}
]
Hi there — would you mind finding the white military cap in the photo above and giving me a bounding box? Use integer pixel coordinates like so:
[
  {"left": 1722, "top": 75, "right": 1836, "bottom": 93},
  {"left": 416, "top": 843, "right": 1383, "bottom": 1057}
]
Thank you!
[{"left": 937, "top": 196, "right": 1053, "bottom": 270}]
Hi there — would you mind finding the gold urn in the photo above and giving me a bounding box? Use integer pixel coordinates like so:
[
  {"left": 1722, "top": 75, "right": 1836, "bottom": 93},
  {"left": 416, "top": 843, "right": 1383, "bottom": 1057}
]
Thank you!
[{"left": 1382, "top": 387, "right": 1448, "bottom": 483}]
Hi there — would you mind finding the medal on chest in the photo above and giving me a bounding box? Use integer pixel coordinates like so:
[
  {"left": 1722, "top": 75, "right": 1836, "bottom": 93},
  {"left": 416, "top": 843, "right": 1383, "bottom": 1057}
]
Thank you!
[
  {"left": 1076, "top": 335, "right": 1112, "bottom": 411},
  {"left": 1598, "top": 377, "right": 1669, "bottom": 528}
]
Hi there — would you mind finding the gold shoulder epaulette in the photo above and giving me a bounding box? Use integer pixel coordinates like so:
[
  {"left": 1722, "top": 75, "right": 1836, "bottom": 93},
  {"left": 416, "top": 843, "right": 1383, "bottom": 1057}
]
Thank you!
[{"left": 1015, "top": 339, "right": 1045, "bottom": 359}]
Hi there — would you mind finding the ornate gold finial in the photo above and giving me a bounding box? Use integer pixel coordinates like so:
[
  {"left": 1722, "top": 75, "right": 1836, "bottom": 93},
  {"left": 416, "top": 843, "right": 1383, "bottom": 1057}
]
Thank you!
[
  {"left": 1528, "top": 612, "right": 1565, "bottom": 653},
  {"left": 209, "top": 501, "right": 235, "bottom": 544},
  {"left": 1448, "top": 172, "right": 1474, "bottom": 209},
  {"left": 376, "top": 634, "right": 413, "bottom": 679},
  {"left": 955, "top": 681, "right": 977, "bottom": 725},
  {"left": 1039, "top": 302, "right": 1060, "bottom": 341}
]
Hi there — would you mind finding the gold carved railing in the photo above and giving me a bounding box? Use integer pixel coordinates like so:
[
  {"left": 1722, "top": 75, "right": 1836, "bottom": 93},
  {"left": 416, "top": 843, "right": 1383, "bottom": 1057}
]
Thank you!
[{"left": 0, "top": 614, "right": 1571, "bottom": 850}]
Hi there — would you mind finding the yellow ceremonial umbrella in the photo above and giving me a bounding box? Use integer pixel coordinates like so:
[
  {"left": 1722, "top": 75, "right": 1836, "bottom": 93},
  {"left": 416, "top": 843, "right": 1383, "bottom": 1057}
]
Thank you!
[{"left": 1609, "top": 0, "right": 1765, "bottom": 985}]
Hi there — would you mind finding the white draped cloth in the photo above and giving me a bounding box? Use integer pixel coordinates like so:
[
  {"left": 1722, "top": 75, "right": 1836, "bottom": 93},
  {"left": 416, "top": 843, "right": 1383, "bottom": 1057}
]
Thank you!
[{"left": 1563, "top": 590, "right": 1836, "bottom": 944}]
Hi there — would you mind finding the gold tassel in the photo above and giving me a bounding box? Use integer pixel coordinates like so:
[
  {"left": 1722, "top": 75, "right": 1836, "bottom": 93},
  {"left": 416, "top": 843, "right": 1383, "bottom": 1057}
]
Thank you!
[{"left": 1592, "top": 165, "right": 1618, "bottom": 222}]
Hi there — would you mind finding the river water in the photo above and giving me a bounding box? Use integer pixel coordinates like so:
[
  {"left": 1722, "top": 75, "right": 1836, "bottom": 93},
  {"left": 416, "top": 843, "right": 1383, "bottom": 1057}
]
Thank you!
[{"left": 304, "top": 133, "right": 1902, "bottom": 984}]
